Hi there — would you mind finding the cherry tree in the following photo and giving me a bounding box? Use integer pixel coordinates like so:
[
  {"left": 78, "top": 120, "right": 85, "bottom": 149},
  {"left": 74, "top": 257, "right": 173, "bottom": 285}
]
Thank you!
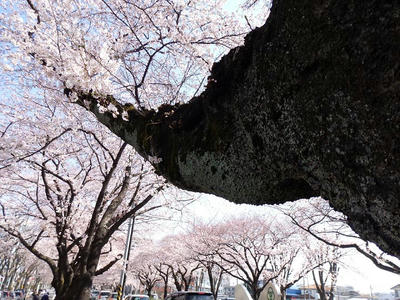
[
  {"left": 156, "top": 215, "right": 340, "bottom": 300},
  {"left": 306, "top": 244, "right": 343, "bottom": 300},
  {"left": 128, "top": 235, "right": 200, "bottom": 297},
  {"left": 148, "top": 230, "right": 224, "bottom": 297},
  {"left": 0, "top": 102, "right": 174, "bottom": 300},
  {"left": 0, "top": 236, "right": 21, "bottom": 290},
  {"left": 267, "top": 227, "right": 317, "bottom": 300},
  {"left": 0, "top": 0, "right": 257, "bottom": 110},
  {"left": 130, "top": 244, "right": 162, "bottom": 297},
  {"left": 0, "top": 0, "right": 265, "bottom": 209},
  {"left": 1, "top": 0, "right": 399, "bottom": 262},
  {"left": 0, "top": 5, "right": 259, "bottom": 298},
  {"left": 0, "top": 236, "right": 48, "bottom": 291},
  {"left": 281, "top": 198, "right": 400, "bottom": 275},
  {"left": 153, "top": 217, "right": 346, "bottom": 300},
  {"left": 267, "top": 226, "right": 345, "bottom": 300},
  {"left": 157, "top": 234, "right": 202, "bottom": 292},
  {"left": 201, "top": 216, "right": 292, "bottom": 300},
  {"left": 153, "top": 247, "right": 174, "bottom": 299},
  {"left": 186, "top": 222, "right": 228, "bottom": 300}
]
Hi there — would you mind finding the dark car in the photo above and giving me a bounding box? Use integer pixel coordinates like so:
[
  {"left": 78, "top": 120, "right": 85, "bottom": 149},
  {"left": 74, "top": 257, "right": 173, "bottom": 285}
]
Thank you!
[
  {"left": 98, "top": 291, "right": 112, "bottom": 300},
  {"left": 166, "top": 291, "right": 214, "bottom": 300},
  {"left": 90, "top": 290, "right": 99, "bottom": 300},
  {"left": 14, "top": 291, "right": 24, "bottom": 300},
  {"left": 1, "top": 291, "right": 15, "bottom": 299}
]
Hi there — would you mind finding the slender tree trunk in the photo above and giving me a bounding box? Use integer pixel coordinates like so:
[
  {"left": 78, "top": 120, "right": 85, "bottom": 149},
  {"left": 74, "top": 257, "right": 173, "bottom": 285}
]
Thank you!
[
  {"left": 21, "top": 272, "right": 31, "bottom": 290},
  {"left": 1, "top": 259, "right": 10, "bottom": 290},
  {"left": 208, "top": 268, "right": 216, "bottom": 300},
  {"left": 215, "top": 271, "right": 223, "bottom": 300},
  {"left": 146, "top": 284, "right": 153, "bottom": 298},
  {"left": 163, "top": 276, "right": 169, "bottom": 299},
  {"left": 14, "top": 270, "right": 23, "bottom": 290},
  {"left": 312, "top": 270, "right": 326, "bottom": 300},
  {"left": 21, "top": 267, "right": 35, "bottom": 290},
  {"left": 250, "top": 283, "right": 259, "bottom": 300},
  {"left": 183, "top": 276, "right": 192, "bottom": 291},
  {"left": 32, "top": 276, "right": 41, "bottom": 293},
  {"left": 280, "top": 288, "right": 286, "bottom": 300},
  {"left": 184, "top": 281, "right": 190, "bottom": 291},
  {"left": 207, "top": 266, "right": 223, "bottom": 300},
  {"left": 172, "top": 272, "right": 182, "bottom": 291},
  {"left": 0, "top": 258, "right": 8, "bottom": 274},
  {"left": 196, "top": 271, "right": 204, "bottom": 291},
  {"left": 7, "top": 268, "right": 17, "bottom": 290}
]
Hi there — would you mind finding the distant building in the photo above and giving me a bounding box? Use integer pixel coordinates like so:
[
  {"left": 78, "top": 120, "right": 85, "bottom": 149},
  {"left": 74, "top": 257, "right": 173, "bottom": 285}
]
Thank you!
[
  {"left": 300, "top": 285, "right": 333, "bottom": 300},
  {"left": 374, "top": 292, "right": 394, "bottom": 300},
  {"left": 286, "top": 288, "right": 311, "bottom": 300},
  {"left": 223, "top": 286, "right": 235, "bottom": 298},
  {"left": 391, "top": 285, "right": 400, "bottom": 300},
  {"left": 336, "top": 286, "right": 359, "bottom": 297}
]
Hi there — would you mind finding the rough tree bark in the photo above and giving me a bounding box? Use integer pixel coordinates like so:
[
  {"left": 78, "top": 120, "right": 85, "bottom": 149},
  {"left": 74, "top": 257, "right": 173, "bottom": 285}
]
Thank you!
[{"left": 73, "top": 0, "right": 400, "bottom": 258}]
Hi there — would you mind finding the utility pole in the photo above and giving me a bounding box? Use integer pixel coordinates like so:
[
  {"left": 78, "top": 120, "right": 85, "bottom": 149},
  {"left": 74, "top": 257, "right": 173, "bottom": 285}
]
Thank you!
[
  {"left": 369, "top": 285, "right": 373, "bottom": 300},
  {"left": 117, "top": 216, "right": 135, "bottom": 300}
]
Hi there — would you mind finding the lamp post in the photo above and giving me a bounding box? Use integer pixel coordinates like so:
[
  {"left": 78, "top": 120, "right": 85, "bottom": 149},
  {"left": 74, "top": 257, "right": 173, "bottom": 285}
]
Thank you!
[{"left": 117, "top": 216, "right": 135, "bottom": 300}]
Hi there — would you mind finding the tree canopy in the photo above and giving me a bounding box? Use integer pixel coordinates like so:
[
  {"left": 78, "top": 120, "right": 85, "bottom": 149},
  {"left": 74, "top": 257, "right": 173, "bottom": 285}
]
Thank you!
[
  {"left": 72, "top": 0, "right": 400, "bottom": 259},
  {"left": 1, "top": 0, "right": 399, "bottom": 261}
]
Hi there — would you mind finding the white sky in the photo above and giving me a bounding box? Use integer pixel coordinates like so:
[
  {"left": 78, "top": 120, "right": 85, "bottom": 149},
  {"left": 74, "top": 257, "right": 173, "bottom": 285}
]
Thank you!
[{"left": 169, "top": 194, "right": 400, "bottom": 294}]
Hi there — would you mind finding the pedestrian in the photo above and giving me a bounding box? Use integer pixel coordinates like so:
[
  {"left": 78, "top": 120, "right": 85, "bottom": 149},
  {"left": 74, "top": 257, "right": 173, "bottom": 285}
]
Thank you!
[
  {"left": 32, "top": 293, "right": 40, "bottom": 300},
  {"left": 41, "top": 292, "right": 49, "bottom": 300}
]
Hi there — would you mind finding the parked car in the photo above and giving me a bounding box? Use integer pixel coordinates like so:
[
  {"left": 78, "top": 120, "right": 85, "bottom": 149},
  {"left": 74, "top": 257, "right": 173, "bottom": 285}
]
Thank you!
[
  {"left": 123, "top": 294, "right": 150, "bottom": 300},
  {"left": 14, "top": 290, "right": 24, "bottom": 300},
  {"left": 98, "top": 291, "right": 112, "bottom": 300},
  {"left": 91, "top": 290, "right": 100, "bottom": 300},
  {"left": 1, "top": 291, "right": 15, "bottom": 299},
  {"left": 108, "top": 292, "right": 118, "bottom": 299},
  {"left": 151, "top": 294, "right": 158, "bottom": 300},
  {"left": 166, "top": 291, "right": 214, "bottom": 300},
  {"left": 47, "top": 288, "right": 56, "bottom": 300}
]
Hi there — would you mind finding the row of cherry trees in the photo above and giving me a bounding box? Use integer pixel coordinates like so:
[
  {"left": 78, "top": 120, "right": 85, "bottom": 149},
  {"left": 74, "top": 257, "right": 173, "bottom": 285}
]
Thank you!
[
  {"left": 128, "top": 214, "right": 343, "bottom": 300},
  {"left": 0, "top": 234, "right": 49, "bottom": 292},
  {"left": 0, "top": 91, "right": 186, "bottom": 300}
]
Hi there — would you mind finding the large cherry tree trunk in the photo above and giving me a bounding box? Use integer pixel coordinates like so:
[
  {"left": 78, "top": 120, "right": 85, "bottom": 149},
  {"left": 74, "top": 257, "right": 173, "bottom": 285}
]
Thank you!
[
  {"left": 76, "top": 0, "right": 400, "bottom": 258},
  {"left": 51, "top": 243, "right": 105, "bottom": 300},
  {"left": 53, "top": 273, "right": 93, "bottom": 300}
]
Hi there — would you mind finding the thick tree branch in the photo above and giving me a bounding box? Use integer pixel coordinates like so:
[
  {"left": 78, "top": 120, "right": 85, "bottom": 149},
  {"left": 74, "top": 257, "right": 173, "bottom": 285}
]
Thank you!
[
  {"left": 68, "top": 0, "right": 399, "bottom": 259},
  {"left": 94, "top": 254, "right": 122, "bottom": 276},
  {"left": 289, "top": 216, "right": 400, "bottom": 274},
  {"left": 0, "top": 225, "right": 56, "bottom": 272}
]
